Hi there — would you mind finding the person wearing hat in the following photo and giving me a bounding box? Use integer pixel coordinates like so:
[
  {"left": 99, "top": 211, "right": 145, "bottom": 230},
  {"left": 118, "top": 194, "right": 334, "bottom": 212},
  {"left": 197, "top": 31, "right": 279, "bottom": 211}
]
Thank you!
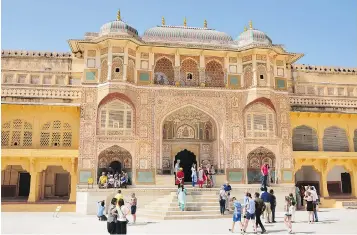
[{"left": 175, "top": 167, "right": 185, "bottom": 186}]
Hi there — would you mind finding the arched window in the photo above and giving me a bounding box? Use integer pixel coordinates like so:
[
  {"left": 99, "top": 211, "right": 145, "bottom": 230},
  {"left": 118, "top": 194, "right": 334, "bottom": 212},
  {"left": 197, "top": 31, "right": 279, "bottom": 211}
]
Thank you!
[
  {"left": 205, "top": 60, "right": 224, "bottom": 87},
  {"left": 323, "top": 126, "right": 349, "bottom": 152},
  {"left": 257, "top": 64, "right": 267, "bottom": 87},
  {"left": 154, "top": 57, "right": 174, "bottom": 85},
  {"left": 292, "top": 125, "right": 318, "bottom": 151},
  {"left": 244, "top": 103, "right": 275, "bottom": 138},
  {"left": 40, "top": 121, "right": 72, "bottom": 147},
  {"left": 111, "top": 57, "right": 124, "bottom": 80},
  {"left": 243, "top": 65, "right": 253, "bottom": 88},
  {"left": 1, "top": 119, "right": 32, "bottom": 147},
  {"left": 99, "top": 100, "right": 133, "bottom": 136}
]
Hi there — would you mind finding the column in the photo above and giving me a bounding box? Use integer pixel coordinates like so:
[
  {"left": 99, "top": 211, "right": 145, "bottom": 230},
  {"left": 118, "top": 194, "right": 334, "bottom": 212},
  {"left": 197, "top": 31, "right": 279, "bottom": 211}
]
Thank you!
[
  {"left": 28, "top": 171, "right": 39, "bottom": 202},
  {"left": 351, "top": 170, "right": 357, "bottom": 197},
  {"left": 348, "top": 128, "right": 354, "bottom": 152},
  {"left": 69, "top": 173, "right": 77, "bottom": 202},
  {"left": 321, "top": 170, "right": 329, "bottom": 198},
  {"left": 107, "top": 46, "right": 113, "bottom": 81},
  {"left": 174, "top": 53, "right": 180, "bottom": 83},
  {"left": 252, "top": 56, "right": 257, "bottom": 87},
  {"left": 123, "top": 47, "right": 128, "bottom": 81},
  {"left": 224, "top": 56, "right": 229, "bottom": 86},
  {"left": 135, "top": 51, "right": 141, "bottom": 83},
  {"left": 267, "top": 56, "right": 271, "bottom": 87},
  {"left": 199, "top": 54, "right": 205, "bottom": 85}
]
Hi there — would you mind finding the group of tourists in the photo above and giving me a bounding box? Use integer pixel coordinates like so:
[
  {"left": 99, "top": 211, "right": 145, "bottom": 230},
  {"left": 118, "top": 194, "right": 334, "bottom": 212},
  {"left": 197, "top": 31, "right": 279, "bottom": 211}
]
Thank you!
[
  {"left": 97, "top": 190, "right": 137, "bottom": 235},
  {"left": 174, "top": 160, "right": 216, "bottom": 188},
  {"left": 98, "top": 171, "right": 129, "bottom": 189},
  {"left": 229, "top": 187, "right": 293, "bottom": 234}
]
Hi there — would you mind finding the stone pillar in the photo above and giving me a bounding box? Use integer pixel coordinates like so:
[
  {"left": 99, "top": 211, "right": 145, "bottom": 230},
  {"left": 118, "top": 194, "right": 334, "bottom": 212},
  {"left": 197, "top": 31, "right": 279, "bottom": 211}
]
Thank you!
[
  {"left": 28, "top": 171, "right": 39, "bottom": 202},
  {"left": 267, "top": 56, "right": 271, "bottom": 87},
  {"left": 69, "top": 158, "right": 77, "bottom": 202},
  {"left": 351, "top": 169, "right": 357, "bottom": 197},
  {"left": 123, "top": 47, "right": 128, "bottom": 81},
  {"left": 174, "top": 66, "right": 180, "bottom": 84},
  {"left": 107, "top": 46, "right": 113, "bottom": 81},
  {"left": 224, "top": 57, "right": 229, "bottom": 86},
  {"left": 252, "top": 56, "right": 257, "bottom": 87},
  {"left": 348, "top": 129, "right": 354, "bottom": 152},
  {"left": 321, "top": 170, "right": 329, "bottom": 198},
  {"left": 199, "top": 55, "right": 205, "bottom": 85}
]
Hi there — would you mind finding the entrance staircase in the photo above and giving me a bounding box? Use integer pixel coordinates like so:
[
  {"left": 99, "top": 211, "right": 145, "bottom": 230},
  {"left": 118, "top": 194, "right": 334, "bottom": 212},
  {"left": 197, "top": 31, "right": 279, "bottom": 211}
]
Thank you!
[{"left": 140, "top": 189, "right": 232, "bottom": 220}]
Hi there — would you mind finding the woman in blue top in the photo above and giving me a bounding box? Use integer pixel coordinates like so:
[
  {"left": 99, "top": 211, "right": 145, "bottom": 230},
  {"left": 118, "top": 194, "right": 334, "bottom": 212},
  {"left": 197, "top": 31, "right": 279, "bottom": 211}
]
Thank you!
[
  {"left": 97, "top": 200, "right": 107, "bottom": 221},
  {"left": 229, "top": 197, "right": 243, "bottom": 233}
]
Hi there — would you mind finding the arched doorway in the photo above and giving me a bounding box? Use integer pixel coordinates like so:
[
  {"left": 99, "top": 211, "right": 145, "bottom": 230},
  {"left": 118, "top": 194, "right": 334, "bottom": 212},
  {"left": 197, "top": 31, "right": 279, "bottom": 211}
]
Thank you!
[
  {"left": 295, "top": 166, "right": 321, "bottom": 195},
  {"left": 97, "top": 145, "right": 132, "bottom": 184},
  {"left": 247, "top": 147, "right": 276, "bottom": 184},
  {"left": 41, "top": 166, "right": 70, "bottom": 200},
  {"left": 174, "top": 149, "right": 197, "bottom": 183},
  {"left": 327, "top": 165, "right": 352, "bottom": 195},
  {"left": 161, "top": 105, "right": 218, "bottom": 176},
  {"left": 1, "top": 165, "right": 30, "bottom": 201}
]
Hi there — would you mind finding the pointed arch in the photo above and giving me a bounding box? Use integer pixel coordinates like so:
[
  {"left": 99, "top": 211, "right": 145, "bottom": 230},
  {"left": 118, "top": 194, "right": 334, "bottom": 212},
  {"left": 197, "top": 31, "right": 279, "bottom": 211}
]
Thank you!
[
  {"left": 247, "top": 146, "right": 276, "bottom": 184},
  {"left": 180, "top": 58, "right": 199, "bottom": 86},
  {"left": 111, "top": 57, "right": 124, "bottom": 80},
  {"left": 205, "top": 60, "right": 224, "bottom": 87},
  {"left": 154, "top": 57, "right": 174, "bottom": 85},
  {"left": 292, "top": 125, "right": 318, "bottom": 151}
]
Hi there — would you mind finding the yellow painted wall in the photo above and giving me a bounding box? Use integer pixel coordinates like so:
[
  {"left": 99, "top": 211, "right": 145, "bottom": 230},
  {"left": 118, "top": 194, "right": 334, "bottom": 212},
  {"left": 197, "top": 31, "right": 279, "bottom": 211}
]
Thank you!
[
  {"left": 290, "top": 112, "right": 357, "bottom": 151},
  {"left": 1, "top": 104, "right": 80, "bottom": 149}
]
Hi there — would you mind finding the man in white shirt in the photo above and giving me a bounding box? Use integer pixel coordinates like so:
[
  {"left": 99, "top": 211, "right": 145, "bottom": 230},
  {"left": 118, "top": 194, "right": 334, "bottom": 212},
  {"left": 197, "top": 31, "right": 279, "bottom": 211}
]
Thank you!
[{"left": 309, "top": 186, "right": 319, "bottom": 222}]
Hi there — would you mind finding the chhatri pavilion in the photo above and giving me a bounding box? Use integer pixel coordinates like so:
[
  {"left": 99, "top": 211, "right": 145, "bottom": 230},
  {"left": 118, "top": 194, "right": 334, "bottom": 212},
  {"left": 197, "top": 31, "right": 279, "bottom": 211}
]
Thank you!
[{"left": 2, "top": 11, "right": 357, "bottom": 212}]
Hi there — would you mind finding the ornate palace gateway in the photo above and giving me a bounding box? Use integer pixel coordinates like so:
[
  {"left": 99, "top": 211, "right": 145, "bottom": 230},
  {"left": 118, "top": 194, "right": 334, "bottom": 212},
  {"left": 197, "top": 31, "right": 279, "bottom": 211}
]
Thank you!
[{"left": 2, "top": 11, "right": 357, "bottom": 212}]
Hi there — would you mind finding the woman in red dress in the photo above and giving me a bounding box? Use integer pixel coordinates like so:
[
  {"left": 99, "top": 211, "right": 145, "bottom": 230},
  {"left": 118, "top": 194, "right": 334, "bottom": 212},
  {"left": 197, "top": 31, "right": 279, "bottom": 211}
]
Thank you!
[{"left": 176, "top": 168, "right": 185, "bottom": 186}]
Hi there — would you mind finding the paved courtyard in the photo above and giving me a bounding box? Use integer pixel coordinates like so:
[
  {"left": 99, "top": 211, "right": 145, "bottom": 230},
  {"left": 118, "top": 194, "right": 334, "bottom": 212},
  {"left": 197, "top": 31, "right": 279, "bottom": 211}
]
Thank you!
[{"left": 1, "top": 208, "right": 356, "bottom": 234}]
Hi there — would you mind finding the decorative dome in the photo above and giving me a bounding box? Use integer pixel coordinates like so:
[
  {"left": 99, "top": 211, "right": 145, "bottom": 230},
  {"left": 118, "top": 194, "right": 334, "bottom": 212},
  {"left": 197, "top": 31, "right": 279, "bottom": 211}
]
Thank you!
[
  {"left": 235, "top": 22, "right": 272, "bottom": 48},
  {"left": 142, "top": 25, "right": 233, "bottom": 45},
  {"left": 99, "top": 10, "right": 138, "bottom": 37}
]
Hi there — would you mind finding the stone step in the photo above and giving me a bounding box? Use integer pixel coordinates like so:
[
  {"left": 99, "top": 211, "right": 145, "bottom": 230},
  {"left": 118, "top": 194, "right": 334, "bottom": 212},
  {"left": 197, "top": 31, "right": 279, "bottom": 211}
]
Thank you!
[
  {"left": 144, "top": 205, "right": 223, "bottom": 211},
  {"left": 162, "top": 214, "right": 231, "bottom": 220},
  {"left": 150, "top": 201, "right": 220, "bottom": 207}
]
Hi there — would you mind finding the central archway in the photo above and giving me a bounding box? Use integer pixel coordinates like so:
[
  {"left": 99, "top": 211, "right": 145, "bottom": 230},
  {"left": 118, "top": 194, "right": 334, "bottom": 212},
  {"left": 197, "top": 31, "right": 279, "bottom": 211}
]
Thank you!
[
  {"left": 174, "top": 149, "right": 197, "bottom": 183},
  {"left": 160, "top": 105, "right": 219, "bottom": 176},
  {"left": 97, "top": 145, "right": 132, "bottom": 184},
  {"left": 247, "top": 147, "right": 276, "bottom": 184}
]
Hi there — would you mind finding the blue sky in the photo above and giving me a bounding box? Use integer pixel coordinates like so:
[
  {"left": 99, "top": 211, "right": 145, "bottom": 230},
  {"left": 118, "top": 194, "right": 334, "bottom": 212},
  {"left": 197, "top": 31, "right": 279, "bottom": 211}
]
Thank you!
[{"left": 2, "top": 0, "right": 356, "bottom": 67}]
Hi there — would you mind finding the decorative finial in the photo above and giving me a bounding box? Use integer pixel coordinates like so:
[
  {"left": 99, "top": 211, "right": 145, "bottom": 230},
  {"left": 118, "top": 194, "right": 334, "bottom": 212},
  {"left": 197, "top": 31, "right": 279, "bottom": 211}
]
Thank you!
[
  {"left": 249, "top": 20, "right": 253, "bottom": 29},
  {"left": 184, "top": 17, "right": 187, "bottom": 27},
  {"left": 162, "top": 16, "right": 165, "bottom": 25},
  {"left": 117, "top": 10, "right": 121, "bottom": 21},
  {"left": 204, "top": 19, "right": 207, "bottom": 28},
  {"left": 244, "top": 26, "right": 247, "bottom": 31}
]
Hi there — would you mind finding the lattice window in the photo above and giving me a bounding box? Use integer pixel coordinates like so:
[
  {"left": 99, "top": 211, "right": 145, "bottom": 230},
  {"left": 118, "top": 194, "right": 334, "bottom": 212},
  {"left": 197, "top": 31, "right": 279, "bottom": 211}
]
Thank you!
[
  {"left": 323, "top": 126, "right": 349, "bottom": 152},
  {"left": 243, "top": 65, "right": 253, "bottom": 88},
  {"left": 154, "top": 57, "right": 174, "bottom": 85},
  {"left": 292, "top": 125, "right": 318, "bottom": 151},
  {"left": 1, "top": 120, "right": 33, "bottom": 147},
  {"left": 205, "top": 60, "right": 224, "bottom": 87},
  {"left": 245, "top": 103, "right": 275, "bottom": 138},
  {"left": 338, "top": 88, "right": 345, "bottom": 96},
  {"left": 111, "top": 57, "right": 123, "bottom": 80},
  {"left": 100, "top": 59, "right": 108, "bottom": 83},
  {"left": 307, "top": 86, "right": 315, "bottom": 95},
  {"left": 127, "top": 59, "right": 135, "bottom": 83},
  {"left": 257, "top": 64, "right": 267, "bottom": 87},
  {"left": 180, "top": 58, "right": 199, "bottom": 86},
  {"left": 98, "top": 100, "right": 133, "bottom": 136},
  {"left": 18, "top": 74, "right": 26, "bottom": 83},
  {"left": 43, "top": 75, "right": 52, "bottom": 85},
  {"left": 40, "top": 121, "right": 72, "bottom": 147},
  {"left": 327, "top": 87, "right": 335, "bottom": 96}
]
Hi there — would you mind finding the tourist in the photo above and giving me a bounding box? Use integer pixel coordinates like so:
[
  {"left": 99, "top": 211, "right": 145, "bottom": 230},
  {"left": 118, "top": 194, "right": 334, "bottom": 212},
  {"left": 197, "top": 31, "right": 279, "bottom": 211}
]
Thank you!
[
  {"left": 295, "top": 184, "right": 301, "bottom": 209},
  {"left": 176, "top": 168, "right": 184, "bottom": 186},
  {"left": 261, "top": 164, "right": 269, "bottom": 189},
  {"left": 114, "top": 173, "right": 120, "bottom": 188},
  {"left": 130, "top": 193, "right": 137, "bottom": 224},
  {"left": 177, "top": 184, "right": 187, "bottom": 211},
  {"left": 304, "top": 191, "right": 314, "bottom": 223},
  {"left": 260, "top": 187, "right": 272, "bottom": 223},
  {"left": 107, "top": 174, "right": 114, "bottom": 188},
  {"left": 224, "top": 182, "right": 232, "bottom": 211},
  {"left": 97, "top": 200, "right": 107, "bottom": 221},
  {"left": 284, "top": 196, "right": 293, "bottom": 234},
  {"left": 254, "top": 192, "right": 266, "bottom": 234},
  {"left": 98, "top": 172, "right": 108, "bottom": 188},
  {"left": 243, "top": 193, "right": 256, "bottom": 234},
  {"left": 205, "top": 166, "right": 211, "bottom": 188},
  {"left": 120, "top": 171, "right": 128, "bottom": 188},
  {"left": 219, "top": 185, "right": 227, "bottom": 215},
  {"left": 174, "top": 160, "right": 180, "bottom": 179},
  {"left": 288, "top": 193, "right": 296, "bottom": 222},
  {"left": 107, "top": 198, "right": 118, "bottom": 235},
  {"left": 191, "top": 164, "right": 197, "bottom": 187},
  {"left": 210, "top": 165, "right": 216, "bottom": 187},
  {"left": 229, "top": 197, "right": 243, "bottom": 233},
  {"left": 116, "top": 198, "right": 129, "bottom": 234},
  {"left": 115, "top": 190, "right": 123, "bottom": 202},
  {"left": 269, "top": 189, "right": 276, "bottom": 223},
  {"left": 309, "top": 186, "right": 319, "bottom": 222},
  {"left": 197, "top": 167, "right": 205, "bottom": 188}
]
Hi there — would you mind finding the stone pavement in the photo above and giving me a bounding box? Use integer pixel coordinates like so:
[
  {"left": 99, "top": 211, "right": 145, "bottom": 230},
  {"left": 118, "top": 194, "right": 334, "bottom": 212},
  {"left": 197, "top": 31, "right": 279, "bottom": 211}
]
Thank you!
[{"left": 1, "top": 208, "right": 356, "bottom": 234}]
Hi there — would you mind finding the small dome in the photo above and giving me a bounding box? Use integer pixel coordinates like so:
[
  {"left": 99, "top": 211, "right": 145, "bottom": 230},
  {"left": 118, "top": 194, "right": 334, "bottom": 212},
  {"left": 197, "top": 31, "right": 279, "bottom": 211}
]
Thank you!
[
  {"left": 236, "top": 28, "right": 272, "bottom": 48},
  {"left": 142, "top": 25, "right": 233, "bottom": 45},
  {"left": 99, "top": 20, "right": 138, "bottom": 37}
]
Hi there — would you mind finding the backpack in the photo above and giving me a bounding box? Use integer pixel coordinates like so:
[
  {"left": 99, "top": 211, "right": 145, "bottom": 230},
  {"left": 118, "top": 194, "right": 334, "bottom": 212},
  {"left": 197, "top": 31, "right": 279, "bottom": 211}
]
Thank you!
[{"left": 290, "top": 196, "right": 296, "bottom": 206}]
